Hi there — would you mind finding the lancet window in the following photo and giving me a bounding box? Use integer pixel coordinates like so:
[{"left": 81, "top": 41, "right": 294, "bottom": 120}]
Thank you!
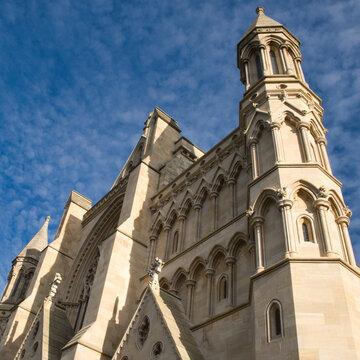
[
  {"left": 267, "top": 300, "right": 283, "bottom": 341},
  {"left": 270, "top": 50, "right": 280, "bottom": 74},
  {"left": 74, "top": 252, "right": 100, "bottom": 332},
  {"left": 255, "top": 54, "right": 263, "bottom": 79}
]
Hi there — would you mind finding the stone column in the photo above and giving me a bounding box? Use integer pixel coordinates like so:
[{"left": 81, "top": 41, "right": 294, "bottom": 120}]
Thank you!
[
  {"left": 270, "top": 122, "right": 284, "bottom": 163},
  {"left": 225, "top": 256, "right": 236, "bottom": 307},
  {"left": 185, "top": 279, "right": 196, "bottom": 319},
  {"left": 163, "top": 225, "right": 172, "bottom": 260},
  {"left": 228, "top": 178, "right": 236, "bottom": 218},
  {"left": 249, "top": 139, "right": 259, "bottom": 179},
  {"left": 277, "top": 199, "right": 297, "bottom": 257},
  {"left": 251, "top": 216, "right": 265, "bottom": 272},
  {"left": 314, "top": 198, "right": 337, "bottom": 257},
  {"left": 259, "top": 45, "right": 269, "bottom": 75},
  {"left": 147, "top": 235, "right": 158, "bottom": 268},
  {"left": 244, "top": 61, "right": 250, "bottom": 91},
  {"left": 297, "top": 121, "right": 312, "bottom": 162},
  {"left": 178, "top": 214, "right": 186, "bottom": 251},
  {"left": 336, "top": 215, "right": 356, "bottom": 266},
  {"left": 210, "top": 191, "right": 219, "bottom": 231},
  {"left": 194, "top": 204, "right": 202, "bottom": 242},
  {"left": 294, "top": 57, "right": 305, "bottom": 82},
  {"left": 316, "top": 137, "right": 332, "bottom": 172},
  {"left": 280, "top": 45, "right": 294, "bottom": 74},
  {"left": 205, "top": 268, "right": 215, "bottom": 318}
]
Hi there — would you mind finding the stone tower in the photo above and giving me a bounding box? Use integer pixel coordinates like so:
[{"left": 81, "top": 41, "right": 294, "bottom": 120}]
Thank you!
[{"left": 237, "top": 6, "right": 359, "bottom": 358}]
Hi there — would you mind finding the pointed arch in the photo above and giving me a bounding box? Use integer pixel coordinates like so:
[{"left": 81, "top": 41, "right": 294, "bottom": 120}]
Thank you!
[
  {"left": 288, "top": 180, "right": 318, "bottom": 202},
  {"left": 165, "top": 207, "right": 179, "bottom": 227},
  {"left": 171, "top": 268, "right": 188, "bottom": 288},
  {"left": 179, "top": 192, "right": 194, "bottom": 216},
  {"left": 252, "top": 188, "right": 279, "bottom": 217},
  {"left": 188, "top": 257, "right": 207, "bottom": 280},
  {"left": 208, "top": 245, "right": 227, "bottom": 269},
  {"left": 150, "top": 216, "right": 165, "bottom": 237},
  {"left": 328, "top": 190, "right": 346, "bottom": 217},
  {"left": 227, "top": 232, "right": 248, "bottom": 257}
]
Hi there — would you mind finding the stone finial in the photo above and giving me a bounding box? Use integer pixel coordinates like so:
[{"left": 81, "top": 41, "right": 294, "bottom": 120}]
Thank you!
[
  {"left": 48, "top": 273, "right": 62, "bottom": 298},
  {"left": 148, "top": 258, "right": 164, "bottom": 283},
  {"left": 256, "top": 6, "right": 265, "bottom": 15}
]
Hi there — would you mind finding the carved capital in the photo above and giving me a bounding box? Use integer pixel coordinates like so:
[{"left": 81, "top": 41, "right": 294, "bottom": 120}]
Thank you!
[
  {"left": 336, "top": 215, "right": 350, "bottom": 226},
  {"left": 163, "top": 225, "right": 172, "bottom": 232},
  {"left": 269, "top": 121, "right": 281, "bottom": 130},
  {"left": 210, "top": 191, "right": 219, "bottom": 199},
  {"left": 149, "top": 234, "right": 158, "bottom": 242},
  {"left": 296, "top": 121, "right": 310, "bottom": 130},
  {"left": 249, "top": 138, "right": 258, "bottom": 146},
  {"left": 225, "top": 256, "right": 236, "bottom": 265},
  {"left": 277, "top": 199, "right": 293, "bottom": 210},
  {"left": 313, "top": 198, "right": 330, "bottom": 210},
  {"left": 316, "top": 136, "right": 327, "bottom": 146},
  {"left": 193, "top": 203, "right": 202, "bottom": 211},
  {"left": 185, "top": 279, "right": 196, "bottom": 287},
  {"left": 250, "top": 216, "right": 264, "bottom": 227},
  {"left": 178, "top": 214, "right": 187, "bottom": 221},
  {"left": 205, "top": 268, "right": 215, "bottom": 277}
]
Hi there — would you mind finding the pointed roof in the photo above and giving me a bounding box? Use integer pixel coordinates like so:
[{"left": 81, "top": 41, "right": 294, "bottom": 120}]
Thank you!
[
  {"left": 18, "top": 216, "right": 50, "bottom": 258},
  {"left": 240, "top": 7, "right": 283, "bottom": 42},
  {"left": 112, "top": 283, "right": 205, "bottom": 359},
  {"left": 15, "top": 297, "right": 74, "bottom": 360}
]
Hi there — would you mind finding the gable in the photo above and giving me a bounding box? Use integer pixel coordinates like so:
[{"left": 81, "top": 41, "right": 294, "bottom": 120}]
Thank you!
[
  {"left": 113, "top": 286, "right": 204, "bottom": 360},
  {"left": 15, "top": 298, "right": 74, "bottom": 360}
]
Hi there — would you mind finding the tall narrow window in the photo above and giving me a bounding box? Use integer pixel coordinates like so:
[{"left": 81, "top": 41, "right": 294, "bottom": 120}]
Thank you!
[
  {"left": 19, "top": 271, "right": 34, "bottom": 299},
  {"left": 172, "top": 232, "right": 179, "bottom": 254},
  {"left": 11, "top": 271, "right": 23, "bottom": 298},
  {"left": 302, "top": 223, "right": 310, "bottom": 242},
  {"left": 74, "top": 252, "right": 99, "bottom": 332},
  {"left": 256, "top": 54, "right": 263, "bottom": 80},
  {"left": 300, "top": 218, "right": 313, "bottom": 243},
  {"left": 270, "top": 50, "right": 279, "bottom": 74},
  {"left": 267, "top": 301, "right": 283, "bottom": 341},
  {"left": 218, "top": 276, "right": 228, "bottom": 301}
]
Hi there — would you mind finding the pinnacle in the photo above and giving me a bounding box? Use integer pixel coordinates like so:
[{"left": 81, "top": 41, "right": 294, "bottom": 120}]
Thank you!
[{"left": 18, "top": 216, "right": 50, "bottom": 258}]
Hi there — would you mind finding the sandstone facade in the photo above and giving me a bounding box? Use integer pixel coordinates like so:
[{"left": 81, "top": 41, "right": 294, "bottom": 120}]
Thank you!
[{"left": 1, "top": 7, "right": 359, "bottom": 360}]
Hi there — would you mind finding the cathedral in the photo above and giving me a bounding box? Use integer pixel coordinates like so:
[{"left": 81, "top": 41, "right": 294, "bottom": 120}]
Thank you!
[{"left": 1, "top": 7, "right": 359, "bottom": 360}]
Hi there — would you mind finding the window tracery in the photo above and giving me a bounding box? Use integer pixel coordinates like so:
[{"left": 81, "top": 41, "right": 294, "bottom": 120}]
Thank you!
[
  {"left": 74, "top": 252, "right": 100, "bottom": 332},
  {"left": 137, "top": 316, "right": 150, "bottom": 348}
]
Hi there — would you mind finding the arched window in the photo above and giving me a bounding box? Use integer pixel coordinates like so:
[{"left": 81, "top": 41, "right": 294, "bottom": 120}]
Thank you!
[
  {"left": 299, "top": 217, "right": 314, "bottom": 243},
  {"left": 74, "top": 252, "right": 100, "bottom": 332},
  {"left": 11, "top": 270, "right": 23, "bottom": 298},
  {"left": 256, "top": 54, "right": 263, "bottom": 80},
  {"left": 172, "top": 231, "right": 179, "bottom": 254},
  {"left": 218, "top": 275, "right": 228, "bottom": 301},
  {"left": 270, "top": 50, "right": 279, "bottom": 74},
  {"left": 19, "top": 271, "right": 34, "bottom": 299},
  {"left": 267, "top": 300, "right": 283, "bottom": 341}
]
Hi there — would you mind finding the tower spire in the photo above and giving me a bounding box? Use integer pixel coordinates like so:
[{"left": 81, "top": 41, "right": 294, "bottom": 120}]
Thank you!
[{"left": 18, "top": 216, "right": 50, "bottom": 259}]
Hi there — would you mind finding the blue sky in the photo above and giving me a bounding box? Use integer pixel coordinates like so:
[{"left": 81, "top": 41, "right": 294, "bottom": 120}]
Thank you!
[{"left": 0, "top": 0, "right": 359, "bottom": 292}]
